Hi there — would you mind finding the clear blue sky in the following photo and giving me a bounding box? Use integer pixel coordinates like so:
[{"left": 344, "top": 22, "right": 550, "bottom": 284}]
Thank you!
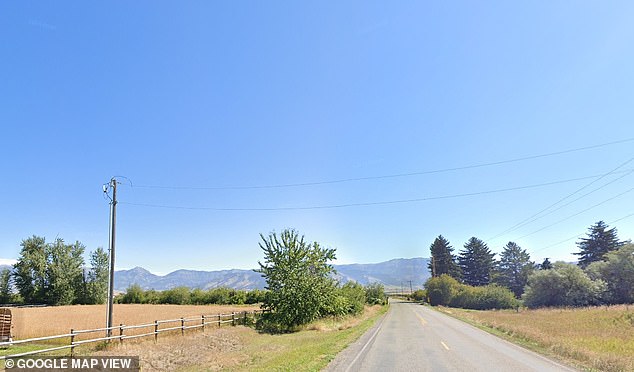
[{"left": 1, "top": 2, "right": 633, "bottom": 274}]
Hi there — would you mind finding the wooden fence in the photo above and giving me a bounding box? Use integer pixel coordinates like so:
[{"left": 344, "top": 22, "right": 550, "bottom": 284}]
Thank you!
[
  {"left": 0, "top": 309, "right": 11, "bottom": 342},
  {"left": 0, "top": 310, "right": 265, "bottom": 360}
]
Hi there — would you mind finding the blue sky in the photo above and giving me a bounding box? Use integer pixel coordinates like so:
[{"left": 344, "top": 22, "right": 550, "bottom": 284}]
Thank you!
[{"left": 1, "top": 2, "right": 633, "bottom": 274}]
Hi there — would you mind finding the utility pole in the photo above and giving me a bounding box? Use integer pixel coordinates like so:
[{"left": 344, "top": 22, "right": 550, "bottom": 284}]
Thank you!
[
  {"left": 105, "top": 178, "right": 117, "bottom": 339},
  {"left": 408, "top": 280, "right": 413, "bottom": 295}
]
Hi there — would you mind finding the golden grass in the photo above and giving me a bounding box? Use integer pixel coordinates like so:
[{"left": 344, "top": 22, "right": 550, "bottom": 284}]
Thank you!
[
  {"left": 12, "top": 304, "right": 259, "bottom": 340},
  {"left": 446, "top": 304, "right": 634, "bottom": 372}
]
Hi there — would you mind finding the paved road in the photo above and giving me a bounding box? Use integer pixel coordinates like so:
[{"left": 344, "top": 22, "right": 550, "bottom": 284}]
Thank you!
[{"left": 326, "top": 300, "right": 578, "bottom": 372}]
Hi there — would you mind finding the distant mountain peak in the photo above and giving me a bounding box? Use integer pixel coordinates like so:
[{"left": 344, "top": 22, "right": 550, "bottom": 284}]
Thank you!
[{"left": 114, "top": 257, "right": 430, "bottom": 292}]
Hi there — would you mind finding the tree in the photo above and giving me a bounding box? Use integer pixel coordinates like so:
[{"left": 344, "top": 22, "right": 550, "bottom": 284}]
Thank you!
[
  {"left": 0, "top": 269, "right": 13, "bottom": 303},
  {"left": 575, "top": 221, "right": 624, "bottom": 268},
  {"left": 84, "top": 247, "right": 109, "bottom": 304},
  {"left": 586, "top": 243, "right": 634, "bottom": 304},
  {"left": 13, "top": 236, "right": 48, "bottom": 304},
  {"left": 428, "top": 235, "right": 461, "bottom": 278},
  {"left": 458, "top": 237, "right": 495, "bottom": 286},
  {"left": 495, "top": 242, "right": 533, "bottom": 298},
  {"left": 256, "top": 229, "right": 337, "bottom": 330},
  {"left": 46, "top": 239, "right": 85, "bottom": 305},
  {"left": 522, "top": 262, "right": 605, "bottom": 308}
]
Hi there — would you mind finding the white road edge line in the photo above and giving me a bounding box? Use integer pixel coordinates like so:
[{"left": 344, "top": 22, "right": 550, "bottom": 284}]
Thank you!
[
  {"left": 344, "top": 312, "right": 388, "bottom": 372},
  {"left": 441, "top": 341, "right": 450, "bottom": 350}
]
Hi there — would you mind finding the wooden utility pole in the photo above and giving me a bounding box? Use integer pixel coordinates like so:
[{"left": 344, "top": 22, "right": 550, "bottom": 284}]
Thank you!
[{"left": 106, "top": 178, "right": 117, "bottom": 338}]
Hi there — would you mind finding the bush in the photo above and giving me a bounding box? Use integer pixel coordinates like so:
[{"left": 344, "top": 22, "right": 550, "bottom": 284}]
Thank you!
[
  {"left": 160, "top": 287, "right": 191, "bottom": 305},
  {"left": 340, "top": 281, "right": 366, "bottom": 315},
  {"left": 411, "top": 289, "right": 426, "bottom": 302},
  {"left": 523, "top": 262, "right": 606, "bottom": 308},
  {"left": 365, "top": 283, "right": 387, "bottom": 305},
  {"left": 424, "top": 275, "right": 460, "bottom": 306},
  {"left": 425, "top": 275, "right": 517, "bottom": 309}
]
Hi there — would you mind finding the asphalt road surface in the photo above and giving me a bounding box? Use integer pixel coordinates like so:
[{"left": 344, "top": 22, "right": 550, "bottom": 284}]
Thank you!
[{"left": 326, "top": 300, "right": 578, "bottom": 372}]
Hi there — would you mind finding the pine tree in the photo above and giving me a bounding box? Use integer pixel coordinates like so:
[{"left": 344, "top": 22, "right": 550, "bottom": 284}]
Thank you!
[
  {"left": 495, "top": 242, "right": 533, "bottom": 298},
  {"left": 575, "top": 221, "right": 624, "bottom": 268},
  {"left": 427, "top": 235, "right": 461, "bottom": 278},
  {"left": 540, "top": 258, "right": 553, "bottom": 270},
  {"left": 459, "top": 237, "right": 495, "bottom": 286}
]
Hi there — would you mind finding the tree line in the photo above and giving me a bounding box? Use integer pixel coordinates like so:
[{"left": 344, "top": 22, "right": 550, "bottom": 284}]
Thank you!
[
  {"left": 1, "top": 235, "right": 109, "bottom": 305},
  {"left": 425, "top": 221, "right": 633, "bottom": 309}
]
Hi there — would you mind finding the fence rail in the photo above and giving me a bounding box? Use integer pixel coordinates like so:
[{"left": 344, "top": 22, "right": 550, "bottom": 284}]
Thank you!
[{"left": 0, "top": 310, "right": 266, "bottom": 360}]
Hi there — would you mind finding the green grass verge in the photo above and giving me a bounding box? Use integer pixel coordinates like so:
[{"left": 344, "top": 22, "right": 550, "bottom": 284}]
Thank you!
[{"left": 232, "top": 306, "right": 387, "bottom": 372}]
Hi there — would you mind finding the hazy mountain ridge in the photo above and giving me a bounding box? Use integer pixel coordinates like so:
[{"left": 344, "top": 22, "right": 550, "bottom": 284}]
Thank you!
[{"left": 114, "top": 257, "right": 431, "bottom": 291}]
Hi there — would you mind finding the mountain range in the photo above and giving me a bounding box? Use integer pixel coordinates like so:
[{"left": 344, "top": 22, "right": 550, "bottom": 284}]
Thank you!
[{"left": 114, "top": 257, "right": 431, "bottom": 292}]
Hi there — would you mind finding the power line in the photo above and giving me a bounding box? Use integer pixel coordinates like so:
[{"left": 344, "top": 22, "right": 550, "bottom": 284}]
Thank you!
[
  {"left": 486, "top": 157, "right": 634, "bottom": 241},
  {"left": 119, "top": 172, "right": 620, "bottom": 211},
  {"left": 514, "top": 185, "right": 634, "bottom": 241},
  {"left": 128, "top": 137, "right": 634, "bottom": 191},
  {"left": 530, "top": 212, "right": 634, "bottom": 255}
]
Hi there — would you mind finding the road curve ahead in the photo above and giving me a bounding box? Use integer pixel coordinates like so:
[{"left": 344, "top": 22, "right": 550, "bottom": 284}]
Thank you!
[{"left": 326, "top": 300, "right": 577, "bottom": 372}]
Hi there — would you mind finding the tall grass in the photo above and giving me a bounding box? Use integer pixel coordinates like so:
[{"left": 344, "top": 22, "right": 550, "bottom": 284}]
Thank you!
[{"left": 448, "top": 305, "right": 634, "bottom": 372}]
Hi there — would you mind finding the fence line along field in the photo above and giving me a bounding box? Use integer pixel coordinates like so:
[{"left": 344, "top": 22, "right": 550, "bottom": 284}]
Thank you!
[{"left": 12, "top": 304, "right": 260, "bottom": 340}]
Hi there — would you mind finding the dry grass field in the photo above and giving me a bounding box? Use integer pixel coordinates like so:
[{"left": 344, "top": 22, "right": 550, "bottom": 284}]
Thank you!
[
  {"left": 11, "top": 304, "right": 260, "bottom": 340},
  {"left": 446, "top": 305, "right": 634, "bottom": 372}
]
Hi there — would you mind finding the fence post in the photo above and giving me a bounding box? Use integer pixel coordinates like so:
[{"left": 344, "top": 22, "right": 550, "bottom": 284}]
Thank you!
[
  {"left": 119, "top": 324, "right": 124, "bottom": 344},
  {"left": 70, "top": 329, "right": 75, "bottom": 358},
  {"left": 218, "top": 314, "right": 221, "bottom": 328},
  {"left": 181, "top": 318, "right": 185, "bottom": 336},
  {"left": 202, "top": 315, "right": 205, "bottom": 332},
  {"left": 231, "top": 312, "right": 235, "bottom": 326},
  {"left": 154, "top": 320, "right": 159, "bottom": 343},
  {"left": 243, "top": 311, "right": 247, "bottom": 325}
]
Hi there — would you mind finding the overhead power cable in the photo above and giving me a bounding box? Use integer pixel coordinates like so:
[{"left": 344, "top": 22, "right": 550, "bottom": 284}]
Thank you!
[
  {"left": 119, "top": 172, "right": 619, "bottom": 212},
  {"left": 530, "top": 212, "right": 634, "bottom": 254},
  {"left": 128, "top": 137, "right": 634, "bottom": 191},
  {"left": 514, "top": 185, "right": 634, "bottom": 241},
  {"left": 487, "top": 157, "right": 634, "bottom": 241}
]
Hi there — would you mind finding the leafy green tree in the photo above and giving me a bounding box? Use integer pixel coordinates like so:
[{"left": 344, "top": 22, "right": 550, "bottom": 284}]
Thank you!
[
  {"left": 575, "top": 221, "right": 624, "bottom": 268},
  {"left": 364, "top": 282, "right": 387, "bottom": 305},
  {"left": 256, "top": 229, "right": 337, "bottom": 330},
  {"left": 495, "top": 242, "right": 533, "bottom": 298},
  {"left": 13, "top": 236, "right": 48, "bottom": 304},
  {"left": 523, "top": 262, "right": 605, "bottom": 308},
  {"left": 586, "top": 243, "right": 634, "bottom": 304},
  {"left": 46, "top": 239, "right": 85, "bottom": 305},
  {"left": 84, "top": 247, "right": 109, "bottom": 304},
  {"left": 0, "top": 269, "right": 13, "bottom": 303},
  {"left": 120, "top": 284, "right": 145, "bottom": 304},
  {"left": 458, "top": 237, "right": 495, "bottom": 286},
  {"left": 340, "top": 281, "right": 366, "bottom": 315},
  {"left": 428, "top": 235, "right": 461, "bottom": 278}
]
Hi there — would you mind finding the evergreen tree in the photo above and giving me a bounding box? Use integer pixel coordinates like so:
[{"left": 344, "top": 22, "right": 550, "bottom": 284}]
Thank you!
[
  {"left": 495, "top": 242, "right": 533, "bottom": 298},
  {"left": 575, "top": 221, "right": 624, "bottom": 268},
  {"left": 540, "top": 258, "right": 553, "bottom": 270},
  {"left": 427, "top": 235, "right": 461, "bottom": 278},
  {"left": 459, "top": 237, "right": 495, "bottom": 286}
]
